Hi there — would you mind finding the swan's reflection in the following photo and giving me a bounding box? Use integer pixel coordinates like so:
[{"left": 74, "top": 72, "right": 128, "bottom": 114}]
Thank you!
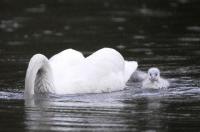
[
  {"left": 24, "top": 89, "right": 165, "bottom": 131},
  {"left": 24, "top": 81, "right": 200, "bottom": 131},
  {"left": 25, "top": 96, "right": 61, "bottom": 131},
  {"left": 24, "top": 93, "right": 128, "bottom": 131}
]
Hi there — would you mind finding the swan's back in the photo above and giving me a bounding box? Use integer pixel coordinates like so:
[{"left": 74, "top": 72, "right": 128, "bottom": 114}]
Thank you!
[
  {"left": 55, "top": 48, "right": 137, "bottom": 94},
  {"left": 85, "top": 48, "right": 124, "bottom": 73},
  {"left": 49, "top": 49, "right": 84, "bottom": 67},
  {"left": 25, "top": 48, "right": 138, "bottom": 96},
  {"left": 83, "top": 48, "right": 125, "bottom": 92},
  {"left": 49, "top": 49, "right": 84, "bottom": 78}
]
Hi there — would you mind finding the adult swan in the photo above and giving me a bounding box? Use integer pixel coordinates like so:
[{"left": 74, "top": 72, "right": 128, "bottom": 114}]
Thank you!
[{"left": 25, "top": 48, "right": 138, "bottom": 98}]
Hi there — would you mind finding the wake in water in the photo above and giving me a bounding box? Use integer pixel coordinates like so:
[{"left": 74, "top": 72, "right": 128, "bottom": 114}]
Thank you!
[{"left": 0, "top": 77, "right": 200, "bottom": 105}]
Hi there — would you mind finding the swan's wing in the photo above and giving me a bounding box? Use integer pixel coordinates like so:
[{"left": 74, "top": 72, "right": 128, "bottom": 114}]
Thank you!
[
  {"left": 124, "top": 61, "right": 138, "bottom": 83},
  {"left": 54, "top": 48, "right": 136, "bottom": 94},
  {"left": 84, "top": 48, "right": 138, "bottom": 86},
  {"left": 54, "top": 48, "right": 126, "bottom": 94},
  {"left": 85, "top": 48, "right": 124, "bottom": 72},
  {"left": 78, "top": 48, "right": 126, "bottom": 92},
  {"left": 49, "top": 49, "right": 85, "bottom": 77}
]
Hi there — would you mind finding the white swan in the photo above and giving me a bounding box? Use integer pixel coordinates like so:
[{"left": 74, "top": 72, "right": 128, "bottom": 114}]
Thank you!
[
  {"left": 142, "top": 67, "right": 169, "bottom": 89},
  {"left": 25, "top": 48, "right": 138, "bottom": 98}
]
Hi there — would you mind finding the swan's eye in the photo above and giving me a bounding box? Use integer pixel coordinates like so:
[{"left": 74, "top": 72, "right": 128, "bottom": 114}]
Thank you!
[
  {"left": 155, "top": 73, "right": 157, "bottom": 76},
  {"left": 150, "top": 73, "right": 152, "bottom": 76}
]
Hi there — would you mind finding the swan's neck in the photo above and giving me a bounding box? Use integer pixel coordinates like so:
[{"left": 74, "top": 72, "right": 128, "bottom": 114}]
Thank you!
[{"left": 25, "top": 54, "right": 55, "bottom": 99}]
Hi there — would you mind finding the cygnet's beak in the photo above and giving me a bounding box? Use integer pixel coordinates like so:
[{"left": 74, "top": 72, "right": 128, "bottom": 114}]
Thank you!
[{"left": 149, "top": 75, "right": 158, "bottom": 82}]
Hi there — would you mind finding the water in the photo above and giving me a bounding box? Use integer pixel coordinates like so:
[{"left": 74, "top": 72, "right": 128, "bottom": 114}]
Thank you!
[{"left": 0, "top": 0, "right": 200, "bottom": 131}]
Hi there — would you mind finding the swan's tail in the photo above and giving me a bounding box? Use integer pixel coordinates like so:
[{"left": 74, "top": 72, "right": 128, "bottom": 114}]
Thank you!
[
  {"left": 25, "top": 54, "right": 54, "bottom": 99},
  {"left": 124, "top": 61, "right": 138, "bottom": 83}
]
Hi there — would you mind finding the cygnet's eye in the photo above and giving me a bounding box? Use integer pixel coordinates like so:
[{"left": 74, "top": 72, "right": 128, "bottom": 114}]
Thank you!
[
  {"left": 155, "top": 73, "right": 158, "bottom": 76},
  {"left": 149, "top": 73, "right": 152, "bottom": 76}
]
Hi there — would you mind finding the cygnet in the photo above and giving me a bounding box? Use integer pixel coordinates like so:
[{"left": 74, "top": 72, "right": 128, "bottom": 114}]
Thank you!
[{"left": 142, "top": 67, "right": 169, "bottom": 89}]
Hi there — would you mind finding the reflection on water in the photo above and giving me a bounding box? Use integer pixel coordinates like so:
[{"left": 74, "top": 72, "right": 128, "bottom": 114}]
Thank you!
[{"left": 0, "top": 0, "right": 200, "bottom": 131}]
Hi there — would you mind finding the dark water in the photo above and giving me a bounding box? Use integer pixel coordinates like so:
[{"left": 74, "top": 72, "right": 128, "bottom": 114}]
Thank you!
[{"left": 0, "top": 0, "right": 200, "bottom": 131}]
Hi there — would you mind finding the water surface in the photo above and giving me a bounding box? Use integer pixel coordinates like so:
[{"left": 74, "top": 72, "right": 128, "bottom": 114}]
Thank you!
[{"left": 0, "top": 0, "right": 200, "bottom": 131}]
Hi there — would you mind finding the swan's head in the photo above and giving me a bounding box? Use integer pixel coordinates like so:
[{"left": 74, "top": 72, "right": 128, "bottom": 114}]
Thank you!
[{"left": 148, "top": 67, "right": 160, "bottom": 82}]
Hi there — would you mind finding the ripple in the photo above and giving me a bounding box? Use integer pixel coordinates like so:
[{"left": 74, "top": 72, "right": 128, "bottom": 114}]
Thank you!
[
  {"left": 178, "top": 37, "right": 200, "bottom": 42},
  {"left": 187, "top": 26, "right": 200, "bottom": 32},
  {"left": 137, "top": 6, "right": 172, "bottom": 17},
  {"left": 0, "top": 0, "right": 200, "bottom": 131},
  {"left": 43, "top": 30, "right": 53, "bottom": 35},
  {"left": 64, "top": 25, "right": 71, "bottom": 30},
  {"left": 1, "top": 80, "right": 199, "bottom": 102},
  {"left": 117, "top": 26, "right": 124, "bottom": 31},
  {"left": 133, "top": 35, "right": 146, "bottom": 40},
  {"left": 128, "top": 48, "right": 153, "bottom": 54},
  {"left": 0, "top": 91, "right": 23, "bottom": 100},
  {"left": 26, "top": 4, "right": 46, "bottom": 13},
  {"left": 7, "top": 41, "right": 25, "bottom": 46},
  {"left": 111, "top": 17, "right": 126, "bottom": 23},
  {"left": 178, "top": 0, "right": 189, "bottom": 4},
  {"left": 0, "top": 20, "right": 20, "bottom": 32},
  {"left": 116, "top": 45, "right": 126, "bottom": 50},
  {"left": 55, "top": 32, "right": 63, "bottom": 36}
]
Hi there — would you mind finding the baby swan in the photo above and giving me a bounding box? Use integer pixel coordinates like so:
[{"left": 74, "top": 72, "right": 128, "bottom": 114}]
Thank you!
[{"left": 142, "top": 67, "right": 169, "bottom": 89}]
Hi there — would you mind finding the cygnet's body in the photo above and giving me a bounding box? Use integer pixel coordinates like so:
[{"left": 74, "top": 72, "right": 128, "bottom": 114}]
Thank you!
[{"left": 142, "top": 68, "right": 169, "bottom": 89}]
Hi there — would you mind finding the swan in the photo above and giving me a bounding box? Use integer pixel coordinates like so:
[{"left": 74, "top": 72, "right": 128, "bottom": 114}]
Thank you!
[
  {"left": 142, "top": 67, "right": 169, "bottom": 89},
  {"left": 25, "top": 48, "right": 138, "bottom": 98}
]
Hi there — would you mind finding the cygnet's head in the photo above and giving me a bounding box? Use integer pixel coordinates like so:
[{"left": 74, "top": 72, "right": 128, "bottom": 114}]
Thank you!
[{"left": 148, "top": 67, "right": 160, "bottom": 82}]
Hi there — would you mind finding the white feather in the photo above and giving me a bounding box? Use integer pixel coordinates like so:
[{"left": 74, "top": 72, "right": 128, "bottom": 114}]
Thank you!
[
  {"left": 142, "top": 78, "right": 169, "bottom": 89},
  {"left": 49, "top": 49, "right": 85, "bottom": 80},
  {"left": 124, "top": 61, "right": 138, "bottom": 83},
  {"left": 24, "top": 54, "right": 55, "bottom": 99},
  {"left": 142, "top": 67, "right": 169, "bottom": 89},
  {"left": 24, "top": 48, "right": 138, "bottom": 98}
]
